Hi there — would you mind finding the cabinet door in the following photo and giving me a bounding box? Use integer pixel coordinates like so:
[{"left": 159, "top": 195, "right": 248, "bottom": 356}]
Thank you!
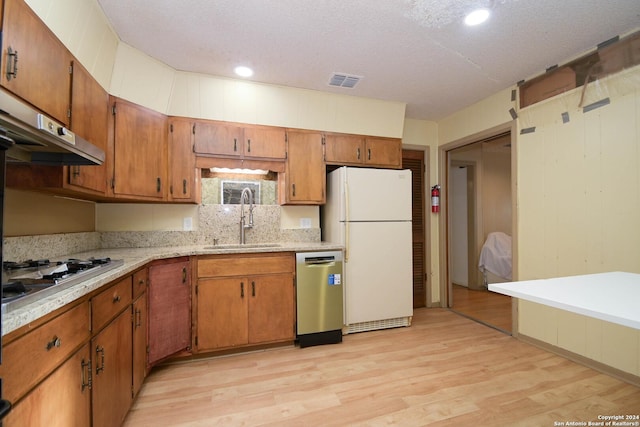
[
  {"left": 3, "top": 343, "right": 91, "bottom": 427},
  {"left": 132, "top": 293, "right": 148, "bottom": 398},
  {"left": 325, "top": 134, "right": 364, "bottom": 165},
  {"left": 282, "top": 131, "right": 325, "bottom": 204},
  {"left": 92, "top": 309, "right": 133, "bottom": 427},
  {"left": 67, "top": 60, "right": 109, "bottom": 194},
  {"left": 193, "top": 120, "right": 243, "bottom": 156},
  {"left": 364, "top": 137, "right": 402, "bottom": 168},
  {"left": 248, "top": 273, "right": 295, "bottom": 344},
  {"left": 168, "top": 119, "right": 196, "bottom": 201},
  {"left": 243, "top": 126, "right": 286, "bottom": 159},
  {"left": 112, "top": 98, "right": 168, "bottom": 200},
  {"left": 1, "top": 0, "right": 72, "bottom": 125},
  {"left": 148, "top": 260, "right": 191, "bottom": 365},
  {"left": 196, "top": 277, "right": 248, "bottom": 350}
]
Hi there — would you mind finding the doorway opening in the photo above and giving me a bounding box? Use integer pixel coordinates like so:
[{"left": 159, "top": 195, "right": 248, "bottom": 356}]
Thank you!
[{"left": 446, "top": 132, "right": 513, "bottom": 333}]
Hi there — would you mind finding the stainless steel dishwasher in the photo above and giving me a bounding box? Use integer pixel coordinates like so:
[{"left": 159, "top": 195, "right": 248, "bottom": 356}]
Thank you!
[{"left": 296, "top": 250, "right": 343, "bottom": 348}]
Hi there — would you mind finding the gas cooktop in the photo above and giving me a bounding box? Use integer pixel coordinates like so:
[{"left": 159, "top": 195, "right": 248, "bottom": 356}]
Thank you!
[{"left": 2, "top": 257, "right": 125, "bottom": 312}]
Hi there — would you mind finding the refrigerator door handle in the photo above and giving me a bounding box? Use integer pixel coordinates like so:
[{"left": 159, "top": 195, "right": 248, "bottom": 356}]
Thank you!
[{"left": 345, "top": 181, "right": 350, "bottom": 262}]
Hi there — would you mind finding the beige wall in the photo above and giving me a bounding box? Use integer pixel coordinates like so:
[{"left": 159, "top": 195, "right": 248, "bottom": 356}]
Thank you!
[
  {"left": 517, "top": 65, "right": 640, "bottom": 279},
  {"left": 4, "top": 189, "right": 95, "bottom": 236}
]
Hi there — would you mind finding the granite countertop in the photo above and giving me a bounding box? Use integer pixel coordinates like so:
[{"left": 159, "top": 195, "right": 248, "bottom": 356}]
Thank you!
[{"left": 2, "top": 242, "right": 343, "bottom": 336}]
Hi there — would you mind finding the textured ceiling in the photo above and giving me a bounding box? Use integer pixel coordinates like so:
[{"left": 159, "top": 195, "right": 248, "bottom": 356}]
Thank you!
[{"left": 96, "top": 0, "right": 640, "bottom": 120}]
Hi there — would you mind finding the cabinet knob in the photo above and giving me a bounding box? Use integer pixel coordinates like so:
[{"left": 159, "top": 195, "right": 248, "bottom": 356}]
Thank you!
[
  {"left": 113, "top": 295, "right": 121, "bottom": 303},
  {"left": 45, "top": 336, "right": 61, "bottom": 351}
]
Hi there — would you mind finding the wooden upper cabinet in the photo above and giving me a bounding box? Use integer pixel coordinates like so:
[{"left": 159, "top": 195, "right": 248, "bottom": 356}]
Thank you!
[
  {"left": 242, "top": 126, "right": 286, "bottom": 160},
  {"left": 193, "top": 120, "right": 286, "bottom": 160},
  {"left": 111, "top": 97, "right": 168, "bottom": 200},
  {"left": 194, "top": 120, "right": 243, "bottom": 157},
  {"left": 1, "top": 0, "right": 72, "bottom": 125},
  {"left": 68, "top": 60, "right": 109, "bottom": 194},
  {"left": 168, "top": 118, "right": 197, "bottom": 202},
  {"left": 364, "top": 137, "right": 402, "bottom": 168},
  {"left": 325, "top": 133, "right": 402, "bottom": 169},
  {"left": 325, "top": 134, "right": 365, "bottom": 164},
  {"left": 280, "top": 131, "right": 325, "bottom": 205}
]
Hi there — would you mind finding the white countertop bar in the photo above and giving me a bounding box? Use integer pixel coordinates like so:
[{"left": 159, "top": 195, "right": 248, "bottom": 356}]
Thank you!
[{"left": 489, "top": 272, "right": 640, "bottom": 330}]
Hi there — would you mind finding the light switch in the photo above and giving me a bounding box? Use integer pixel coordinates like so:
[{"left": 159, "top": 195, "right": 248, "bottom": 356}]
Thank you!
[
  {"left": 183, "top": 217, "right": 193, "bottom": 231},
  {"left": 300, "top": 218, "right": 312, "bottom": 229}
]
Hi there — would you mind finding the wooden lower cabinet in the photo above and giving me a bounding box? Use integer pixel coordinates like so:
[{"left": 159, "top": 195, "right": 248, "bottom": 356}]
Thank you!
[
  {"left": 91, "top": 308, "right": 133, "bottom": 427},
  {"left": 195, "top": 253, "right": 295, "bottom": 352},
  {"left": 132, "top": 292, "right": 148, "bottom": 398},
  {"left": 148, "top": 258, "right": 191, "bottom": 366},
  {"left": 3, "top": 343, "right": 91, "bottom": 427}
]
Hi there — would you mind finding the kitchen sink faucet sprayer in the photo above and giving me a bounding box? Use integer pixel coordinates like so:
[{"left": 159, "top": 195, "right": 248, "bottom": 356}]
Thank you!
[{"left": 239, "top": 187, "right": 254, "bottom": 244}]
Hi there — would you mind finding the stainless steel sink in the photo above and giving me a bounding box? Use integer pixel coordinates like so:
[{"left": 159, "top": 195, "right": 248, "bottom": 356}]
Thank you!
[{"left": 203, "top": 243, "right": 281, "bottom": 250}]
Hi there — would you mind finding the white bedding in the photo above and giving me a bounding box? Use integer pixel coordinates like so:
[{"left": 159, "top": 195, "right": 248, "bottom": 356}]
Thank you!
[{"left": 478, "top": 232, "right": 512, "bottom": 281}]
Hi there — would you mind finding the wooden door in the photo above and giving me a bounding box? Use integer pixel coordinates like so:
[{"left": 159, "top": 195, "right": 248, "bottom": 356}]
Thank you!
[
  {"left": 3, "top": 343, "right": 91, "bottom": 427},
  {"left": 68, "top": 60, "right": 109, "bottom": 194},
  {"left": 196, "top": 277, "right": 249, "bottom": 350},
  {"left": 193, "top": 120, "right": 243, "bottom": 156},
  {"left": 243, "top": 126, "right": 286, "bottom": 159},
  {"left": 92, "top": 309, "right": 133, "bottom": 427},
  {"left": 365, "top": 138, "right": 402, "bottom": 168},
  {"left": 248, "top": 273, "right": 294, "bottom": 344},
  {"left": 168, "top": 119, "right": 196, "bottom": 201},
  {"left": 403, "top": 150, "right": 427, "bottom": 308},
  {"left": 283, "top": 131, "right": 325, "bottom": 204},
  {"left": 132, "top": 293, "right": 148, "bottom": 398},
  {"left": 324, "top": 134, "right": 364, "bottom": 165},
  {"left": 1, "top": 0, "right": 72, "bottom": 125},
  {"left": 148, "top": 259, "right": 191, "bottom": 365},
  {"left": 112, "top": 99, "right": 167, "bottom": 200}
]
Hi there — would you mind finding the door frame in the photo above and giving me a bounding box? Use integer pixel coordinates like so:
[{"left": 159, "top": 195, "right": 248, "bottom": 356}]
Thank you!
[{"left": 437, "top": 122, "right": 517, "bottom": 309}]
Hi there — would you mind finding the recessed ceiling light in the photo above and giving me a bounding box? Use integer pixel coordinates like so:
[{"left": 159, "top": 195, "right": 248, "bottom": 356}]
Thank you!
[
  {"left": 464, "top": 9, "right": 490, "bottom": 26},
  {"left": 234, "top": 66, "right": 254, "bottom": 78}
]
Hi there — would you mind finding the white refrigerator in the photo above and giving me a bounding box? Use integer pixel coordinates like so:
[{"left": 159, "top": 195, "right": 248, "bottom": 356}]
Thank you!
[{"left": 322, "top": 167, "right": 413, "bottom": 333}]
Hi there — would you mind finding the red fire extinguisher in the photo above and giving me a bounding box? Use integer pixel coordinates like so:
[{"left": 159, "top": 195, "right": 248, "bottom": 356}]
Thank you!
[{"left": 431, "top": 185, "right": 440, "bottom": 213}]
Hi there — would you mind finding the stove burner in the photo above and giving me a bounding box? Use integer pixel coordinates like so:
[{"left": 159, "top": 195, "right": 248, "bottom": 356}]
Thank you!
[{"left": 2, "top": 257, "right": 123, "bottom": 309}]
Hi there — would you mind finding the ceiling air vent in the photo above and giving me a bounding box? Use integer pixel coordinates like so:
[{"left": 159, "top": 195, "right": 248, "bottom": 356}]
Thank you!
[{"left": 328, "top": 73, "right": 362, "bottom": 89}]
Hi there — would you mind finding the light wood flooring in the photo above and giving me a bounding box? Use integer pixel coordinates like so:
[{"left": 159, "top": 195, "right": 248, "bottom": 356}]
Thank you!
[
  {"left": 124, "top": 309, "right": 640, "bottom": 426},
  {"left": 451, "top": 284, "right": 513, "bottom": 333}
]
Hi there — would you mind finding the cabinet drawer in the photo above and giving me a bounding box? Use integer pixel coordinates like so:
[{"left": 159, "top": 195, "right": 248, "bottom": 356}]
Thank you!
[
  {"left": 133, "top": 268, "right": 148, "bottom": 299},
  {"left": 198, "top": 254, "right": 294, "bottom": 278},
  {"left": 92, "top": 276, "right": 132, "bottom": 332},
  {"left": 0, "top": 301, "right": 90, "bottom": 403}
]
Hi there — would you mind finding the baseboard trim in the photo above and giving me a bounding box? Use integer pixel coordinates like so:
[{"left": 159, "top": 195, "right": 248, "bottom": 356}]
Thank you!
[{"left": 518, "top": 333, "right": 640, "bottom": 388}]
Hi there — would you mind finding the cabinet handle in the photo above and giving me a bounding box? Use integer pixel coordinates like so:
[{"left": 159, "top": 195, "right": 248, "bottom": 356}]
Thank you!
[
  {"left": 357, "top": 147, "right": 361, "bottom": 160},
  {"left": 156, "top": 177, "right": 162, "bottom": 193},
  {"left": 182, "top": 267, "right": 187, "bottom": 284},
  {"left": 72, "top": 166, "right": 81, "bottom": 177},
  {"left": 240, "top": 282, "right": 244, "bottom": 298},
  {"left": 292, "top": 183, "right": 296, "bottom": 197},
  {"left": 251, "top": 281, "right": 255, "bottom": 297},
  {"left": 113, "top": 295, "right": 121, "bottom": 303},
  {"left": 5, "top": 47, "right": 18, "bottom": 81},
  {"left": 247, "top": 139, "right": 251, "bottom": 153},
  {"left": 233, "top": 138, "right": 237, "bottom": 152},
  {"left": 45, "top": 336, "right": 61, "bottom": 351},
  {"left": 95, "top": 346, "right": 105, "bottom": 374},
  {"left": 135, "top": 308, "right": 142, "bottom": 328},
  {"left": 368, "top": 148, "right": 371, "bottom": 160},
  {"left": 81, "top": 358, "right": 92, "bottom": 391},
  {"left": 183, "top": 179, "right": 187, "bottom": 194}
]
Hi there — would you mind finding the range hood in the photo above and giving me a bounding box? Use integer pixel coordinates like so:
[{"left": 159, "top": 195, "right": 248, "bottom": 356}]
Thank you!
[{"left": 0, "top": 89, "right": 105, "bottom": 165}]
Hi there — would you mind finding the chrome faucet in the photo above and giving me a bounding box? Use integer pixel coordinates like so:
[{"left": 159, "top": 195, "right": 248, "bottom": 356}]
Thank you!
[{"left": 239, "top": 187, "right": 254, "bottom": 244}]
